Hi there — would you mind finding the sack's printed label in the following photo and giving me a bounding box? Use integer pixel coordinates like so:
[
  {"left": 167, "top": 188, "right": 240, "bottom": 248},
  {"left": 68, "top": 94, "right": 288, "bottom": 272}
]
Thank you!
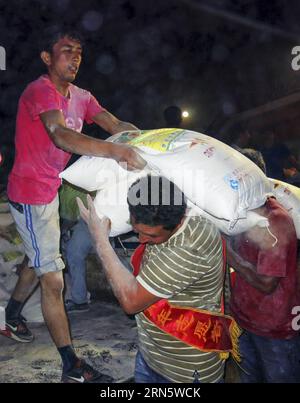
[
  {"left": 223, "top": 174, "right": 239, "bottom": 191},
  {"left": 114, "top": 129, "right": 186, "bottom": 152},
  {"left": 203, "top": 146, "right": 215, "bottom": 158}
]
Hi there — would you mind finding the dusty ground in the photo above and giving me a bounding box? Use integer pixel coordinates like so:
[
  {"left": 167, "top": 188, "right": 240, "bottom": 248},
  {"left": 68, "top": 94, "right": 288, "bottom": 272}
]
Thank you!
[
  {"left": 0, "top": 301, "right": 240, "bottom": 384},
  {"left": 0, "top": 301, "right": 138, "bottom": 383}
]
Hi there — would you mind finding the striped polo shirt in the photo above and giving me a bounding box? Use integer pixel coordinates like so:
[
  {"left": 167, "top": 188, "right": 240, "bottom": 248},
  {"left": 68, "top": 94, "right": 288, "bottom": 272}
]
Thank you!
[{"left": 136, "top": 215, "right": 224, "bottom": 383}]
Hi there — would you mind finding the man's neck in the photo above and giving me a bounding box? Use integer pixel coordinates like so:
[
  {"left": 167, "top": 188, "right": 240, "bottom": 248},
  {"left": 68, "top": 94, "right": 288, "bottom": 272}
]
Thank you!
[
  {"left": 48, "top": 74, "right": 70, "bottom": 97},
  {"left": 55, "top": 81, "right": 70, "bottom": 97},
  {"left": 168, "top": 215, "right": 189, "bottom": 240}
]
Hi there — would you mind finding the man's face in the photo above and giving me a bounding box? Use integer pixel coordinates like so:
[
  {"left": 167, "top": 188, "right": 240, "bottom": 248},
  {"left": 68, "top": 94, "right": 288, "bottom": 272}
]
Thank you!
[
  {"left": 131, "top": 216, "right": 179, "bottom": 245},
  {"left": 44, "top": 36, "right": 82, "bottom": 83}
]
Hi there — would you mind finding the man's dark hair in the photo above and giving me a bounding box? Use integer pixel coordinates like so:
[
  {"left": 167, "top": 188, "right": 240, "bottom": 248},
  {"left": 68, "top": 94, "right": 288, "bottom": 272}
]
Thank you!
[
  {"left": 39, "top": 26, "right": 84, "bottom": 53},
  {"left": 127, "top": 175, "right": 187, "bottom": 231}
]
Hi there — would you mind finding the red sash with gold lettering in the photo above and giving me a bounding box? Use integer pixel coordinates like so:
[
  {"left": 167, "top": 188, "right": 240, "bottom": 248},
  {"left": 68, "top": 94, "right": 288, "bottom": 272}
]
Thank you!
[{"left": 131, "top": 242, "right": 241, "bottom": 361}]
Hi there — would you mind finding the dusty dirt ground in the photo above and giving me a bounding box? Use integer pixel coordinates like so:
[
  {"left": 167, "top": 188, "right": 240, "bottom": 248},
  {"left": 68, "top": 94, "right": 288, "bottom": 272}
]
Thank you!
[
  {"left": 0, "top": 301, "right": 240, "bottom": 383},
  {"left": 0, "top": 301, "right": 138, "bottom": 383}
]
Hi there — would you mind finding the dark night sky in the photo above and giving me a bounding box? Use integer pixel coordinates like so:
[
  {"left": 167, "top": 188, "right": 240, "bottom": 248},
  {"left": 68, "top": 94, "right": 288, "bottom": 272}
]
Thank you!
[{"left": 1, "top": 0, "right": 300, "bottom": 175}]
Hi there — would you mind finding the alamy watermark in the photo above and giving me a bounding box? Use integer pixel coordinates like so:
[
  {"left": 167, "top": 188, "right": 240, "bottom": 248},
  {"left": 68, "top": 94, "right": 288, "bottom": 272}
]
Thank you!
[
  {"left": 0, "top": 306, "right": 5, "bottom": 330},
  {"left": 291, "top": 306, "right": 300, "bottom": 331},
  {"left": 94, "top": 168, "right": 205, "bottom": 208},
  {"left": 291, "top": 46, "right": 300, "bottom": 71},
  {"left": 0, "top": 46, "right": 6, "bottom": 70}
]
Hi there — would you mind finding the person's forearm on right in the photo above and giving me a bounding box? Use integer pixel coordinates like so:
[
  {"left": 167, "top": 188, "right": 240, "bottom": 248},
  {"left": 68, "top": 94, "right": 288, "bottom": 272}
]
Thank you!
[{"left": 227, "top": 242, "right": 279, "bottom": 294}]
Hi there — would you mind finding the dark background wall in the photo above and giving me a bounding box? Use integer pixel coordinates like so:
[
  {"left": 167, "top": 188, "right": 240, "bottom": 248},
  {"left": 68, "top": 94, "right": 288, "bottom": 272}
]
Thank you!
[{"left": 1, "top": 0, "right": 300, "bottom": 180}]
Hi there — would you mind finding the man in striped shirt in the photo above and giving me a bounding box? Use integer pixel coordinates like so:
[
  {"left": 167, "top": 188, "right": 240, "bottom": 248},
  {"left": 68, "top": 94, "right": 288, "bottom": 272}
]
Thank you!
[{"left": 78, "top": 175, "right": 225, "bottom": 383}]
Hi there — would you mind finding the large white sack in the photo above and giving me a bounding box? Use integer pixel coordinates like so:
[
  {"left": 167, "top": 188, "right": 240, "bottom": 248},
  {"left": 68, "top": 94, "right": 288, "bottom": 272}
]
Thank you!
[
  {"left": 140, "top": 147, "right": 270, "bottom": 221},
  {"left": 93, "top": 179, "right": 269, "bottom": 237},
  {"left": 94, "top": 186, "right": 132, "bottom": 237},
  {"left": 133, "top": 129, "right": 271, "bottom": 220},
  {"left": 269, "top": 178, "right": 300, "bottom": 238},
  {"left": 94, "top": 172, "right": 149, "bottom": 237},
  {"left": 59, "top": 155, "right": 127, "bottom": 192},
  {"left": 60, "top": 129, "right": 271, "bottom": 222},
  {"left": 59, "top": 131, "right": 142, "bottom": 191},
  {"left": 186, "top": 201, "right": 269, "bottom": 235}
]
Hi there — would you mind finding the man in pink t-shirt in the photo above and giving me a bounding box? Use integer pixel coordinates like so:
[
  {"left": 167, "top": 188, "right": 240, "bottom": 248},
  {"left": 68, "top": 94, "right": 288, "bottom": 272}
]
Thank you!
[
  {"left": 1, "top": 29, "right": 145, "bottom": 383},
  {"left": 227, "top": 197, "right": 300, "bottom": 382}
]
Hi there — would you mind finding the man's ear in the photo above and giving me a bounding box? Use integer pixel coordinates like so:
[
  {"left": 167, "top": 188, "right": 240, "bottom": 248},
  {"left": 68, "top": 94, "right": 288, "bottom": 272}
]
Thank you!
[{"left": 40, "top": 51, "right": 51, "bottom": 66}]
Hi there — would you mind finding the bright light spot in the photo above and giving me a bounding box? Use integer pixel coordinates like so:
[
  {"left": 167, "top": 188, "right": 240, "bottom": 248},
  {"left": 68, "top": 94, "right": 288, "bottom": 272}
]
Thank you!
[{"left": 182, "top": 111, "right": 189, "bottom": 118}]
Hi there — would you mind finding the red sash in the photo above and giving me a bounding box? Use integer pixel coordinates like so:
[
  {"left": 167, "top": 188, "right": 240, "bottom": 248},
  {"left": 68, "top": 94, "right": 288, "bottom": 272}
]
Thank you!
[{"left": 132, "top": 241, "right": 241, "bottom": 361}]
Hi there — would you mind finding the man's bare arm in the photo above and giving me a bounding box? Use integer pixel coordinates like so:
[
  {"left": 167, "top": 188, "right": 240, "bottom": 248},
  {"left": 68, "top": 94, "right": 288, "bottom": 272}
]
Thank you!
[
  {"left": 40, "top": 109, "right": 146, "bottom": 170},
  {"left": 226, "top": 239, "right": 280, "bottom": 294},
  {"left": 92, "top": 110, "right": 139, "bottom": 135}
]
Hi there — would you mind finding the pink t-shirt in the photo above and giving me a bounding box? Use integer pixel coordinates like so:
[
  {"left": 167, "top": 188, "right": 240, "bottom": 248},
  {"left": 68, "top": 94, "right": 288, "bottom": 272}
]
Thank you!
[
  {"left": 230, "top": 198, "right": 300, "bottom": 339},
  {"left": 7, "top": 75, "right": 104, "bottom": 204}
]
